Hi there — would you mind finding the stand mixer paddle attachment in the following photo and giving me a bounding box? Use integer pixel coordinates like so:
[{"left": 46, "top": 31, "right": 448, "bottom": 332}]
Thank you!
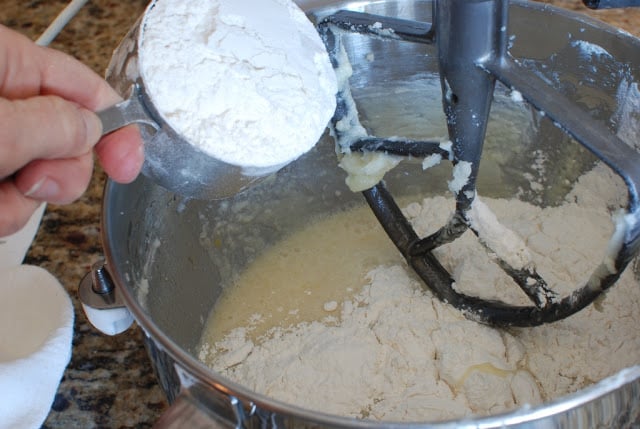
[{"left": 318, "top": 0, "right": 640, "bottom": 327}]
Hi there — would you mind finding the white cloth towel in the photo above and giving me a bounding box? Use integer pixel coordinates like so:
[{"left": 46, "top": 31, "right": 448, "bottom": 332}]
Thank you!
[
  {"left": 0, "top": 265, "right": 74, "bottom": 429},
  {"left": 0, "top": 204, "right": 46, "bottom": 270}
]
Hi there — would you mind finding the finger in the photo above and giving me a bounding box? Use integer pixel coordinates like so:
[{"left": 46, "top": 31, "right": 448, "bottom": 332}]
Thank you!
[
  {"left": 0, "top": 96, "right": 102, "bottom": 178},
  {"left": 95, "top": 125, "right": 145, "bottom": 184},
  {"left": 0, "top": 25, "right": 120, "bottom": 110},
  {"left": 0, "top": 180, "right": 40, "bottom": 237},
  {"left": 13, "top": 153, "right": 94, "bottom": 204},
  {"left": 39, "top": 47, "right": 121, "bottom": 110}
]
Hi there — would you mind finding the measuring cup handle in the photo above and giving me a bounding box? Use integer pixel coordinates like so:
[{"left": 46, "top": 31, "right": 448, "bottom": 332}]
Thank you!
[{"left": 98, "top": 84, "right": 160, "bottom": 135}]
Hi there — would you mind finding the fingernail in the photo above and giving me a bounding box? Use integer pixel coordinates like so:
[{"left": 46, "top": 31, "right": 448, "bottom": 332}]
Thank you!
[
  {"left": 122, "top": 140, "right": 145, "bottom": 182},
  {"left": 23, "top": 177, "right": 60, "bottom": 200},
  {"left": 112, "top": 133, "right": 145, "bottom": 183},
  {"left": 80, "top": 108, "right": 103, "bottom": 146}
]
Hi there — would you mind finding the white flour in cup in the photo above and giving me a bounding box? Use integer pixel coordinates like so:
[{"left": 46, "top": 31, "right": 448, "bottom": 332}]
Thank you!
[{"left": 138, "top": 0, "right": 337, "bottom": 171}]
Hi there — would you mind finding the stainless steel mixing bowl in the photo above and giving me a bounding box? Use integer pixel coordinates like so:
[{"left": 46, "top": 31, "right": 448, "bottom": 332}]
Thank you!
[{"left": 97, "top": 0, "right": 640, "bottom": 426}]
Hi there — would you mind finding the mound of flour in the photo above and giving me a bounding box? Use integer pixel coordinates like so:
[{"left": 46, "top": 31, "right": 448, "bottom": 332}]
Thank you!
[
  {"left": 139, "top": 0, "right": 337, "bottom": 170},
  {"left": 198, "top": 163, "right": 640, "bottom": 422}
]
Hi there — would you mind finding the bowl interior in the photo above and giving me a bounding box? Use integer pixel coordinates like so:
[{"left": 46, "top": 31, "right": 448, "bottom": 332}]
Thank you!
[{"left": 102, "top": 0, "right": 640, "bottom": 420}]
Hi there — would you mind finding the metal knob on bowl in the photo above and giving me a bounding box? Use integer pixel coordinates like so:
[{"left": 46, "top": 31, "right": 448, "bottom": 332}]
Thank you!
[{"left": 78, "top": 261, "right": 133, "bottom": 336}]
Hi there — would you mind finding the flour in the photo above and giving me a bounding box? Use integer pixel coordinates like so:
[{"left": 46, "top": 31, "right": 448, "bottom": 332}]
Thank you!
[
  {"left": 198, "top": 163, "right": 640, "bottom": 422},
  {"left": 138, "top": 0, "right": 337, "bottom": 170}
]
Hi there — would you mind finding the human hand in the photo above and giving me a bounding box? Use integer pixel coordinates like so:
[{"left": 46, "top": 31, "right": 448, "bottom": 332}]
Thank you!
[{"left": 0, "top": 24, "right": 144, "bottom": 237}]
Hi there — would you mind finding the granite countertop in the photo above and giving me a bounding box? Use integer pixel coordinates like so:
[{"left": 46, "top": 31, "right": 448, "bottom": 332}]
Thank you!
[{"left": 1, "top": 1, "right": 639, "bottom": 428}]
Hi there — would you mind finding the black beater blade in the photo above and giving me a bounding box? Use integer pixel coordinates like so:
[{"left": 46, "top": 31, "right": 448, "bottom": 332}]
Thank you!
[{"left": 318, "top": 0, "right": 640, "bottom": 327}]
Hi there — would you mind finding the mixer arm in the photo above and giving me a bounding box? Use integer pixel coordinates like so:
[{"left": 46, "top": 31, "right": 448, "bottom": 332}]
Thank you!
[
  {"left": 583, "top": 0, "right": 640, "bottom": 9},
  {"left": 349, "top": 137, "right": 450, "bottom": 157}
]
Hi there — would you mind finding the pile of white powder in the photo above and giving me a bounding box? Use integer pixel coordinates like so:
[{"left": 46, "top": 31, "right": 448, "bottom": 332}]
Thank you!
[
  {"left": 138, "top": 0, "right": 337, "bottom": 170},
  {"left": 198, "top": 162, "right": 640, "bottom": 422}
]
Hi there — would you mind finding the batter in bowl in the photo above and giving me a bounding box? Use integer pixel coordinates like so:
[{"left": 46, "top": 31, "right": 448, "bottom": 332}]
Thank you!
[{"left": 198, "top": 163, "right": 640, "bottom": 422}]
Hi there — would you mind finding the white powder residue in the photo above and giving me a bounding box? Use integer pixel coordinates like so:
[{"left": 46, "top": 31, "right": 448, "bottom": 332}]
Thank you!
[
  {"left": 439, "top": 140, "right": 453, "bottom": 155},
  {"left": 571, "top": 39, "right": 612, "bottom": 59},
  {"left": 521, "top": 149, "right": 548, "bottom": 203},
  {"left": 422, "top": 153, "right": 442, "bottom": 170},
  {"left": 615, "top": 80, "right": 640, "bottom": 149},
  {"left": 330, "top": 37, "right": 402, "bottom": 193},
  {"left": 139, "top": 0, "right": 337, "bottom": 170},
  {"left": 448, "top": 161, "right": 472, "bottom": 193},
  {"left": 510, "top": 89, "right": 524, "bottom": 103},
  {"left": 468, "top": 196, "right": 533, "bottom": 270},
  {"left": 199, "top": 163, "right": 639, "bottom": 422},
  {"left": 137, "top": 237, "right": 161, "bottom": 309}
]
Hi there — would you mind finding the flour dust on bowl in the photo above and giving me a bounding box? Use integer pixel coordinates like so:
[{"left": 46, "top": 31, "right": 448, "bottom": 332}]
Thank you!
[
  {"left": 96, "top": 0, "right": 640, "bottom": 427},
  {"left": 101, "top": 0, "right": 337, "bottom": 200}
]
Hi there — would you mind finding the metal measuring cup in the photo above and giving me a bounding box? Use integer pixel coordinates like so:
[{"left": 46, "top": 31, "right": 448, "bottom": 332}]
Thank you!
[{"left": 100, "top": 18, "right": 274, "bottom": 200}]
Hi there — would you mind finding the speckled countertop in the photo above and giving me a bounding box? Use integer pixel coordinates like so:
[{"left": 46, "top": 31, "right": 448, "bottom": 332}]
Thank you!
[{"left": 0, "top": 1, "right": 639, "bottom": 428}]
